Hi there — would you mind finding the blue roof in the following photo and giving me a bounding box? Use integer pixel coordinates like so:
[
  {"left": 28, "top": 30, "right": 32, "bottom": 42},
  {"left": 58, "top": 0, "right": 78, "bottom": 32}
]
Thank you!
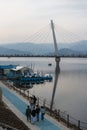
[{"left": 0, "top": 65, "right": 17, "bottom": 69}]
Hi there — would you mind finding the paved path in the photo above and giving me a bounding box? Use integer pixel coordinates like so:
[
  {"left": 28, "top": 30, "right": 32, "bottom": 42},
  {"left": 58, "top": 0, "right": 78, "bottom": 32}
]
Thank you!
[{"left": 0, "top": 82, "right": 69, "bottom": 130}]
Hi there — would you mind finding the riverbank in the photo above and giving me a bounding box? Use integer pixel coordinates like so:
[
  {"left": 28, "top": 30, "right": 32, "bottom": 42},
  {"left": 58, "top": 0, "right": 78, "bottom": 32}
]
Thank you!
[
  {"left": 0, "top": 101, "right": 30, "bottom": 130},
  {"left": 1, "top": 80, "right": 84, "bottom": 130},
  {"left": 1, "top": 80, "right": 70, "bottom": 130}
]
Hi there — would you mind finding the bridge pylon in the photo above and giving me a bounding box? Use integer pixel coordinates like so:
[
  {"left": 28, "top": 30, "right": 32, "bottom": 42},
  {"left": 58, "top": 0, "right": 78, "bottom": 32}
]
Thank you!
[{"left": 50, "top": 20, "right": 60, "bottom": 112}]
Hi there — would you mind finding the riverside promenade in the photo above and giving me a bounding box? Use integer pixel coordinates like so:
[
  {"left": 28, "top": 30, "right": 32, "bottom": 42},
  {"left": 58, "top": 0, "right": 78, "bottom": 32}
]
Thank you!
[{"left": 0, "top": 81, "right": 69, "bottom": 130}]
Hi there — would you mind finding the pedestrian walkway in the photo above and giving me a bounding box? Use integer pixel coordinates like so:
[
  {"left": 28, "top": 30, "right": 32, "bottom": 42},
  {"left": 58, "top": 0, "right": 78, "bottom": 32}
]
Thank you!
[{"left": 0, "top": 82, "right": 69, "bottom": 130}]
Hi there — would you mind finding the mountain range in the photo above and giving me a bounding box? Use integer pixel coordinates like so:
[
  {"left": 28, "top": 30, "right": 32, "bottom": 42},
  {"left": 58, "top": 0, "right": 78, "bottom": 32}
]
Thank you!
[{"left": 0, "top": 40, "right": 87, "bottom": 56}]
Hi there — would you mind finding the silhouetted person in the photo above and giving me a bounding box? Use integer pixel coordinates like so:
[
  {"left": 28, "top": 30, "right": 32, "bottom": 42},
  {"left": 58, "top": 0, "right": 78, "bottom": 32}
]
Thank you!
[
  {"left": 40, "top": 106, "right": 45, "bottom": 120},
  {"left": 31, "top": 108, "right": 36, "bottom": 124},
  {"left": 36, "top": 105, "right": 40, "bottom": 121},
  {"left": 29, "top": 96, "right": 35, "bottom": 110},
  {"left": 33, "top": 95, "right": 37, "bottom": 107},
  {"left": 26, "top": 105, "right": 31, "bottom": 122}
]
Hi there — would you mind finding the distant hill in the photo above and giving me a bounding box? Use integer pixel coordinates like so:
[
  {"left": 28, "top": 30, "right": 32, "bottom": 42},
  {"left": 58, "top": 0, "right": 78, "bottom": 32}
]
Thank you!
[
  {"left": 0, "top": 43, "right": 54, "bottom": 56},
  {"left": 0, "top": 40, "right": 87, "bottom": 56},
  {"left": 0, "top": 46, "right": 30, "bottom": 55},
  {"left": 70, "top": 40, "right": 87, "bottom": 52}
]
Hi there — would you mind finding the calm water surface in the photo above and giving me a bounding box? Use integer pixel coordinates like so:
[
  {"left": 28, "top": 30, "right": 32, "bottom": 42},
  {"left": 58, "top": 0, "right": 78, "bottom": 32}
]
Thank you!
[{"left": 0, "top": 57, "right": 87, "bottom": 123}]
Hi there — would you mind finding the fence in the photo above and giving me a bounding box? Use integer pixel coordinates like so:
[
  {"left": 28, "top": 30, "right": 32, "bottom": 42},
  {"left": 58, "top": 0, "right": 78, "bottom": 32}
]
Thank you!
[{"left": 2, "top": 80, "right": 87, "bottom": 130}]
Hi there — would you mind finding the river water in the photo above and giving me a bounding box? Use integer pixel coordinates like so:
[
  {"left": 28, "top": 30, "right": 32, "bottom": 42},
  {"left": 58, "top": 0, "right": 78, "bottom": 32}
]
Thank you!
[{"left": 0, "top": 57, "right": 87, "bottom": 123}]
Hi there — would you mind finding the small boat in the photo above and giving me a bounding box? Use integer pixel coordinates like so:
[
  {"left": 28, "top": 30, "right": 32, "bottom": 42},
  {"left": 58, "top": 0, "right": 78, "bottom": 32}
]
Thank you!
[{"left": 48, "top": 63, "right": 52, "bottom": 66}]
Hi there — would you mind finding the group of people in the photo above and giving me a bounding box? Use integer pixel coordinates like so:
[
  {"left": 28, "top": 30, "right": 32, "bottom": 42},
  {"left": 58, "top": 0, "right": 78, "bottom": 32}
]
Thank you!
[{"left": 26, "top": 95, "right": 45, "bottom": 124}]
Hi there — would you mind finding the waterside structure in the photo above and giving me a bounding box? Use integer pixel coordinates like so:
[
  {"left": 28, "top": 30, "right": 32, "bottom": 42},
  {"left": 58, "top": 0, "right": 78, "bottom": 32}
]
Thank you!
[{"left": 0, "top": 65, "right": 53, "bottom": 88}]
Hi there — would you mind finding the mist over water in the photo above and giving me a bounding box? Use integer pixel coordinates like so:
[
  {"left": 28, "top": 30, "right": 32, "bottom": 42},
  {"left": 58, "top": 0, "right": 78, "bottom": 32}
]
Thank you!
[{"left": 0, "top": 57, "right": 87, "bottom": 122}]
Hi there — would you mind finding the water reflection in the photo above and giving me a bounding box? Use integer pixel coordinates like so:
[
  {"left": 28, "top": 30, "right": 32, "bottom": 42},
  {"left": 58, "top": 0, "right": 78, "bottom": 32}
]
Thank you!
[{"left": 50, "top": 58, "right": 60, "bottom": 111}]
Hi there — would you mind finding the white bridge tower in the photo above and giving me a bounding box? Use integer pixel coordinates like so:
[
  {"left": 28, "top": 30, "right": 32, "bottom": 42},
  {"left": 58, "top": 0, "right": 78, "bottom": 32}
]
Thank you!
[
  {"left": 50, "top": 20, "right": 60, "bottom": 111},
  {"left": 51, "top": 20, "right": 60, "bottom": 62}
]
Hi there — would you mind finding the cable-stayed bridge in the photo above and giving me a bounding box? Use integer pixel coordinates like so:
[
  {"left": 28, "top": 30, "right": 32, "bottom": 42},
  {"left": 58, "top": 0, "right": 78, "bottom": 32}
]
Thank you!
[{"left": 0, "top": 20, "right": 85, "bottom": 57}]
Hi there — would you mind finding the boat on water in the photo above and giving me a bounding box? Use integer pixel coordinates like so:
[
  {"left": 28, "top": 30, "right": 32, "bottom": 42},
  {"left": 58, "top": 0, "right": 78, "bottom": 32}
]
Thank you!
[
  {"left": 48, "top": 63, "right": 52, "bottom": 66},
  {"left": 6, "top": 65, "right": 53, "bottom": 87}
]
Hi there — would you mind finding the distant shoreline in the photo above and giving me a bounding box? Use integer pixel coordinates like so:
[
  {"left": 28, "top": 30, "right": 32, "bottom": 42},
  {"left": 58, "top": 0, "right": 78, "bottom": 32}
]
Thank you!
[{"left": 0, "top": 55, "right": 87, "bottom": 58}]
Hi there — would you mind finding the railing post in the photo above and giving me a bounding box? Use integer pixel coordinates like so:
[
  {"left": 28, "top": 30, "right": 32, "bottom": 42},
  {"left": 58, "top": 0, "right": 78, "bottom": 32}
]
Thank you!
[
  {"left": 23, "top": 89, "right": 25, "bottom": 97},
  {"left": 20, "top": 87, "right": 21, "bottom": 95},
  {"left": 78, "top": 120, "right": 80, "bottom": 130},
  {"left": 27, "top": 90, "right": 29, "bottom": 100},
  {"left": 67, "top": 114, "right": 69, "bottom": 128},
  {"left": 58, "top": 109, "right": 60, "bottom": 122},
  {"left": 37, "top": 97, "right": 39, "bottom": 106},
  {"left": 0, "top": 87, "right": 2, "bottom": 102},
  {"left": 43, "top": 98, "right": 46, "bottom": 107}
]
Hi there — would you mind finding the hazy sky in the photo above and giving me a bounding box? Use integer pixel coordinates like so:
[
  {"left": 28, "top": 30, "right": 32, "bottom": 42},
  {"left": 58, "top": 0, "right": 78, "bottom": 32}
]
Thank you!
[{"left": 0, "top": 0, "right": 87, "bottom": 43}]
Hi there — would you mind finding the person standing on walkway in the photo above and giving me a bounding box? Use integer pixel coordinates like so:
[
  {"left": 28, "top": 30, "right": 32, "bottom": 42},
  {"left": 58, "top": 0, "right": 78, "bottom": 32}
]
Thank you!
[
  {"left": 36, "top": 105, "right": 40, "bottom": 121},
  {"left": 29, "top": 96, "right": 35, "bottom": 111},
  {"left": 33, "top": 95, "right": 37, "bottom": 108},
  {"left": 31, "top": 108, "right": 36, "bottom": 124},
  {"left": 40, "top": 106, "right": 45, "bottom": 120},
  {"left": 26, "top": 105, "right": 31, "bottom": 122}
]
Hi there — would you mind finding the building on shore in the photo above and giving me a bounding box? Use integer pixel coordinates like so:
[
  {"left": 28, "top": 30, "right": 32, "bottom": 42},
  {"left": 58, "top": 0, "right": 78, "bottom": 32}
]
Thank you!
[
  {"left": 7, "top": 66, "right": 33, "bottom": 79},
  {"left": 0, "top": 65, "right": 17, "bottom": 76}
]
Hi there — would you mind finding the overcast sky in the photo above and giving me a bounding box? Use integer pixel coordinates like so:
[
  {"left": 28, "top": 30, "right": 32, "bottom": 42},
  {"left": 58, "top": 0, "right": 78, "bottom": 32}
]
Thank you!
[{"left": 0, "top": 0, "right": 87, "bottom": 43}]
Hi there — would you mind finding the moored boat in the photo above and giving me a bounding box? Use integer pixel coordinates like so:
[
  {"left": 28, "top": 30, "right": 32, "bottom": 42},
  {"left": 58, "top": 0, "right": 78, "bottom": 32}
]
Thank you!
[{"left": 6, "top": 65, "right": 53, "bottom": 87}]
